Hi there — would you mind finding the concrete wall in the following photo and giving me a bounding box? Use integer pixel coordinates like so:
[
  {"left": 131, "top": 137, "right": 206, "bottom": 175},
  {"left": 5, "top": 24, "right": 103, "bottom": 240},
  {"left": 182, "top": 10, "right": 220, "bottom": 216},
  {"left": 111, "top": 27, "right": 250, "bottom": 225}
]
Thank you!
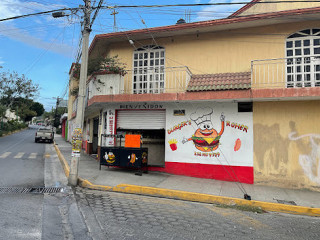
[
  {"left": 106, "top": 21, "right": 320, "bottom": 80},
  {"left": 238, "top": 0, "right": 320, "bottom": 16},
  {"left": 253, "top": 100, "right": 320, "bottom": 191}
]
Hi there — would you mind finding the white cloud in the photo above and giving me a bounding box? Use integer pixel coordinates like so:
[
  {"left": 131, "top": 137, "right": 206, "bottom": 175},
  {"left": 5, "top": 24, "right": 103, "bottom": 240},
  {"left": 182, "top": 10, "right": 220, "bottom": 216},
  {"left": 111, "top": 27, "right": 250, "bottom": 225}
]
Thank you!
[
  {"left": 195, "top": 0, "right": 246, "bottom": 21},
  {"left": 0, "top": 57, "right": 4, "bottom": 65},
  {"left": 0, "top": 0, "right": 75, "bottom": 57},
  {"left": 0, "top": 23, "right": 73, "bottom": 57}
]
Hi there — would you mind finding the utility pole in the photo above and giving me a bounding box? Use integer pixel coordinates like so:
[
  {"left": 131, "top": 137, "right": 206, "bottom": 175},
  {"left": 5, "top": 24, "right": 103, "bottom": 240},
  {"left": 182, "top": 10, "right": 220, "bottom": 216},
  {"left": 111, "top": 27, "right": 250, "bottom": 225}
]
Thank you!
[
  {"left": 110, "top": 9, "right": 118, "bottom": 32},
  {"left": 54, "top": 97, "right": 60, "bottom": 128},
  {"left": 68, "top": 0, "right": 91, "bottom": 186}
]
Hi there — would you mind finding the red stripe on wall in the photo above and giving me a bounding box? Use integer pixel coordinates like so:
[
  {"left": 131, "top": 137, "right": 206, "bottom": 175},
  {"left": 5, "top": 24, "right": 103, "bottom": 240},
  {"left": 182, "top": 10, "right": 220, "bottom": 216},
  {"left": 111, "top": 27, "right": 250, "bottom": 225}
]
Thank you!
[{"left": 149, "top": 162, "right": 253, "bottom": 184}]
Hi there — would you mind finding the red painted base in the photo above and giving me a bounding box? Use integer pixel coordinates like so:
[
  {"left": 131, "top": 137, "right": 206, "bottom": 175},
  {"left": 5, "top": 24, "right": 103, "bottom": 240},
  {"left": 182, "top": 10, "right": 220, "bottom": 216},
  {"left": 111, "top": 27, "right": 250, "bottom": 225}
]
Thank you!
[{"left": 149, "top": 162, "right": 254, "bottom": 184}]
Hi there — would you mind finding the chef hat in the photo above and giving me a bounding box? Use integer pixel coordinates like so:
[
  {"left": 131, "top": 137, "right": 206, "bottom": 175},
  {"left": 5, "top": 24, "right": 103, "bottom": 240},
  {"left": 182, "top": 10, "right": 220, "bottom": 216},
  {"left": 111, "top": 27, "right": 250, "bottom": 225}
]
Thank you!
[{"left": 190, "top": 107, "right": 213, "bottom": 126}]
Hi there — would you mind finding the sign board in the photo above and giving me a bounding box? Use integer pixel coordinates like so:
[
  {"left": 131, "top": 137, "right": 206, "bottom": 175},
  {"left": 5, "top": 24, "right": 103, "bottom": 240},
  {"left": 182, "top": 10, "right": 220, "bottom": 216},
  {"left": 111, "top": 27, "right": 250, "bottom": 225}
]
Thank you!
[{"left": 104, "top": 110, "right": 116, "bottom": 146}]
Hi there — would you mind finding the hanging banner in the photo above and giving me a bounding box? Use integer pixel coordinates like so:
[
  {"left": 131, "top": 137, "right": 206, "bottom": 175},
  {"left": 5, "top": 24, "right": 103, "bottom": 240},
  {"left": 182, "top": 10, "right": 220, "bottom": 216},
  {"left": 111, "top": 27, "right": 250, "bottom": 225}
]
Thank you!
[{"left": 104, "top": 109, "right": 116, "bottom": 146}]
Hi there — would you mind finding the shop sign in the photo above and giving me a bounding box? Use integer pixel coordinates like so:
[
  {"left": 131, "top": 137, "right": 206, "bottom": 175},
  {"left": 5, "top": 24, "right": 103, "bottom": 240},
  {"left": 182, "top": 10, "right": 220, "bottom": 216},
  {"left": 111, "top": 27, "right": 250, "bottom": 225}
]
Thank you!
[
  {"left": 105, "top": 110, "right": 115, "bottom": 146},
  {"left": 119, "top": 103, "right": 163, "bottom": 109},
  {"left": 174, "top": 110, "right": 185, "bottom": 116},
  {"left": 166, "top": 104, "right": 253, "bottom": 166}
]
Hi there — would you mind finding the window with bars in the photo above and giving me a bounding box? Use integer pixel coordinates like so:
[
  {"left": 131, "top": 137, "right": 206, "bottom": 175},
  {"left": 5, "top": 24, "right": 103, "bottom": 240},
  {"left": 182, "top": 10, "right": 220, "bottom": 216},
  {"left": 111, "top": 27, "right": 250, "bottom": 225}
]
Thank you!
[
  {"left": 132, "top": 45, "right": 165, "bottom": 94},
  {"left": 286, "top": 29, "right": 320, "bottom": 88}
]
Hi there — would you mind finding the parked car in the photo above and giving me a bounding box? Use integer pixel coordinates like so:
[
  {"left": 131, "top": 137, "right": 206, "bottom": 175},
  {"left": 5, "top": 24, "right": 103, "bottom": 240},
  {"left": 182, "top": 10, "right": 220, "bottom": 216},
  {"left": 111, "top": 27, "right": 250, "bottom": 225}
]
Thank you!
[{"left": 35, "top": 127, "right": 54, "bottom": 143}]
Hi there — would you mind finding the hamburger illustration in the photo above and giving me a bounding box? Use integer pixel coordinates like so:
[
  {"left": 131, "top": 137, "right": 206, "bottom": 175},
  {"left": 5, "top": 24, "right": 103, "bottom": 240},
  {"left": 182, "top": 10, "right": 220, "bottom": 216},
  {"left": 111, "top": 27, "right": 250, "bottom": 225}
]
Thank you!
[
  {"left": 105, "top": 152, "right": 116, "bottom": 164},
  {"left": 183, "top": 107, "right": 225, "bottom": 152}
]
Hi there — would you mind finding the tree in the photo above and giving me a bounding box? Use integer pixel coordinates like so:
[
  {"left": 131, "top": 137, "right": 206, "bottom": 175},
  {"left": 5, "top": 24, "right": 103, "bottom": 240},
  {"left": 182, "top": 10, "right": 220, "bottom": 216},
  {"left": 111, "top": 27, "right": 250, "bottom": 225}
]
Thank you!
[
  {"left": 0, "top": 71, "right": 39, "bottom": 109},
  {"left": 30, "top": 102, "right": 44, "bottom": 116}
]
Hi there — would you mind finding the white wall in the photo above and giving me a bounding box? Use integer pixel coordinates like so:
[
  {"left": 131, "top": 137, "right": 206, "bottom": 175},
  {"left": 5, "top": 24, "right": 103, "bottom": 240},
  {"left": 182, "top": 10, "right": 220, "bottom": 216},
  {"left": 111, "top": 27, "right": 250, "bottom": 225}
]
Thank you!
[{"left": 165, "top": 102, "right": 253, "bottom": 167}]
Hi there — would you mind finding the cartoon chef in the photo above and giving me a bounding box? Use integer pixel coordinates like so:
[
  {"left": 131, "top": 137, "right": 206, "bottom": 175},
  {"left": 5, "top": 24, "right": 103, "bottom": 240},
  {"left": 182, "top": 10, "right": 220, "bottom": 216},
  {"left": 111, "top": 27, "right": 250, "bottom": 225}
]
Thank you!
[{"left": 182, "top": 107, "right": 225, "bottom": 152}]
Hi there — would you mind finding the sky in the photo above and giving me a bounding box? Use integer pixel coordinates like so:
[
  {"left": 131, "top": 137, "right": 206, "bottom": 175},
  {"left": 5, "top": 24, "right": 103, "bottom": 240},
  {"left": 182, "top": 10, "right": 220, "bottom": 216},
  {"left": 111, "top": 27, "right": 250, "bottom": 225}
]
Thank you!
[{"left": 0, "top": 0, "right": 245, "bottom": 111}]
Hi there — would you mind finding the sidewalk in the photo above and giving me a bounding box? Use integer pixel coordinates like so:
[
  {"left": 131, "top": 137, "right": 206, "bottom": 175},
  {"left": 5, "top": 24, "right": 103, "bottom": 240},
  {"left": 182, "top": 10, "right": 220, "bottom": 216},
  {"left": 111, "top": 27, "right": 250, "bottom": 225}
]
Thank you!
[{"left": 54, "top": 134, "right": 320, "bottom": 216}]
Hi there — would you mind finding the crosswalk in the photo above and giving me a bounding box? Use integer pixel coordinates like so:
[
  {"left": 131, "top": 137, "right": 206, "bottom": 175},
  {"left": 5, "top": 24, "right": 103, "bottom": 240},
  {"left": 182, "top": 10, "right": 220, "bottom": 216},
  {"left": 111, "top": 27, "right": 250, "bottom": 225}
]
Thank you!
[{"left": 0, "top": 152, "right": 43, "bottom": 159}]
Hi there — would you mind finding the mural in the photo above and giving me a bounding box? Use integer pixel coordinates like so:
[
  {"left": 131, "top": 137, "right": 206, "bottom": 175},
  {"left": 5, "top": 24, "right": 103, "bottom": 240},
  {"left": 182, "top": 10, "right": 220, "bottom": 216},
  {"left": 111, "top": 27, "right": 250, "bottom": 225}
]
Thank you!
[
  {"left": 182, "top": 108, "right": 225, "bottom": 152},
  {"left": 288, "top": 132, "right": 320, "bottom": 185},
  {"left": 165, "top": 103, "right": 253, "bottom": 167}
]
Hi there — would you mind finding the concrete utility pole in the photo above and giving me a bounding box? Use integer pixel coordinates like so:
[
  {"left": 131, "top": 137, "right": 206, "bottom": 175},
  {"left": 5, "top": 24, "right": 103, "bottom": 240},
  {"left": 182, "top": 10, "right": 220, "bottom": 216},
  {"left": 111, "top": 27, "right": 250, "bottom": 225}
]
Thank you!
[{"left": 68, "top": 0, "right": 91, "bottom": 186}]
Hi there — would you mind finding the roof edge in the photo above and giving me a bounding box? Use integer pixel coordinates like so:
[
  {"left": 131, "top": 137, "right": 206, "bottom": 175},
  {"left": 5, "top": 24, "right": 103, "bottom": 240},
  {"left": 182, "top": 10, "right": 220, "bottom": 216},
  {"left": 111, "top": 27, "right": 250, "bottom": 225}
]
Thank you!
[
  {"left": 229, "top": 0, "right": 262, "bottom": 18},
  {"left": 89, "top": 6, "right": 320, "bottom": 55}
]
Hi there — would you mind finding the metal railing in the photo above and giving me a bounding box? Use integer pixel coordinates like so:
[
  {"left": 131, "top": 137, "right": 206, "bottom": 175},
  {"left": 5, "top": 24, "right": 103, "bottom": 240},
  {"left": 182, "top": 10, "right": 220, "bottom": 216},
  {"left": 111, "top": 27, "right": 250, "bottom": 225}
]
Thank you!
[
  {"left": 123, "top": 66, "right": 192, "bottom": 94},
  {"left": 252, "top": 56, "right": 320, "bottom": 89}
]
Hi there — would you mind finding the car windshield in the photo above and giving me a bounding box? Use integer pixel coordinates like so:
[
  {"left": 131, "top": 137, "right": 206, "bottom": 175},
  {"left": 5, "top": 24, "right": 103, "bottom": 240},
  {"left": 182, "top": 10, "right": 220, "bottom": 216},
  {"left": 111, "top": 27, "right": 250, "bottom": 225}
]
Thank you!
[{"left": 38, "top": 128, "right": 51, "bottom": 132}]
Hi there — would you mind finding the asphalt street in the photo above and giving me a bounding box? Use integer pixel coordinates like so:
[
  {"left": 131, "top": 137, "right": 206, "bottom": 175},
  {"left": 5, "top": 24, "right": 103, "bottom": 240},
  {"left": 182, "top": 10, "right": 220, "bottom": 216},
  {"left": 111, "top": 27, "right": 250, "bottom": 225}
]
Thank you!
[
  {"left": 0, "top": 128, "right": 44, "bottom": 187},
  {"left": 1, "top": 130, "right": 320, "bottom": 240},
  {"left": 0, "top": 129, "right": 89, "bottom": 240}
]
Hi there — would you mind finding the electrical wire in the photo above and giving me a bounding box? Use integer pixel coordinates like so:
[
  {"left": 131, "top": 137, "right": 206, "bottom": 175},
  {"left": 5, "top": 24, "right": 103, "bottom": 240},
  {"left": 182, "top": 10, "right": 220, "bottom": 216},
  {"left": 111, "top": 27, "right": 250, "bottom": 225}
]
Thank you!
[{"left": 120, "top": 5, "right": 252, "bottom": 196}]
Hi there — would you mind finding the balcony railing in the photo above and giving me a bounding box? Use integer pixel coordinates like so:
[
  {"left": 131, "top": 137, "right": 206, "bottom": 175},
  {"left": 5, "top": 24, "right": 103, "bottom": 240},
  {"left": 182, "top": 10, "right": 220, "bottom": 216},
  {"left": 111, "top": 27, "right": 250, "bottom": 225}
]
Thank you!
[
  {"left": 123, "top": 66, "right": 192, "bottom": 94},
  {"left": 252, "top": 56, "right": 320, "bottom": 89},
  {"left": 86, "top": 66, "right": 192, "bottom": 100}
]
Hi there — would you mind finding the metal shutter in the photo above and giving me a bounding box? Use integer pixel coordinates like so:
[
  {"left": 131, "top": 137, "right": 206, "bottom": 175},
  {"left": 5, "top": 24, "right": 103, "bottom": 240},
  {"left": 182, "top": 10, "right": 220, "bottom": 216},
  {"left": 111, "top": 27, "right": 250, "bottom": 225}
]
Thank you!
[{"left": 117, "top": 110, "right": 166, "bottom": 129}]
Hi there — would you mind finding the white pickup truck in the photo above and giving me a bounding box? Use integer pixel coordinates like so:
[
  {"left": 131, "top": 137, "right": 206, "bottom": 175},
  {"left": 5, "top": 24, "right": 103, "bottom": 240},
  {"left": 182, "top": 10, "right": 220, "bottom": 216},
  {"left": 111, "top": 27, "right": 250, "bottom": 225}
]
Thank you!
[{"left": 35, "top": 127, "right": 54, "bottom": 143}]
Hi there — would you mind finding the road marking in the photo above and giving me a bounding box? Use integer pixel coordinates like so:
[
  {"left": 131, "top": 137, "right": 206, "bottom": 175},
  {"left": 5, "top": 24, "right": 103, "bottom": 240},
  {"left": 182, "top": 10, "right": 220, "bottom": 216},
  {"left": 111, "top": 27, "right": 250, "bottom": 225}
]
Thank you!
[
  {"left": 28, "top": 153, "right": 37, "bottom": 159},
  {"left": 205, "top": 205, "right": 269, "bottom": 229},
  {"left": 0, "top": 152, "right": 11, "bottom": 158},
  {"left": 44, "top": 153, "right": 51, "bottom": 158},
  {"left": 14, "top": 152, "right": 24, "bottom": 159}
]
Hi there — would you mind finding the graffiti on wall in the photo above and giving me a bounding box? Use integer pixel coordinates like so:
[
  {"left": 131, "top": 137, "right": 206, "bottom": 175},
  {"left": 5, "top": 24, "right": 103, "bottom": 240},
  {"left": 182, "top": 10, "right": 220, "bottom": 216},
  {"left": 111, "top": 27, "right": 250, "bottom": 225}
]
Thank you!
[{"left": 288, "top": 132, "right": 320, "bottom": 185}]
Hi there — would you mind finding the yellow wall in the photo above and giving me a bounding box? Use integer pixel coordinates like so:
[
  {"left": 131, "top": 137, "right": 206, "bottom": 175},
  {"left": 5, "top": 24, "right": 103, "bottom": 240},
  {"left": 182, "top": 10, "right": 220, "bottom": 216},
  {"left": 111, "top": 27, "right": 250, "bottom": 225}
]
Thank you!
[
  {"left": 238, "top": 0, "right": 320, "bottom": 16},
  {"left": 104, "top": 21, "right": 320, "bottom": 87},
  {"left": 253, "top": 101, "right": 320, "bottom": 191},
  {"left": 67, "top": 76, "right": 79, "bottom": 121}
]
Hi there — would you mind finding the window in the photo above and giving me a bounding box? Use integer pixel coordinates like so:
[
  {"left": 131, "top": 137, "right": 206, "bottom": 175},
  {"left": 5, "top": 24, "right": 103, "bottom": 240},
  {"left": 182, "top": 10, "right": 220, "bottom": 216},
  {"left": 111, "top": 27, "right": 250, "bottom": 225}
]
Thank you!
[
  {"left": 286, "top": 29, "right": 320, "bottom": 88},
  {"left": 132, "top": 45, "right": 165, "bottom": 94}
]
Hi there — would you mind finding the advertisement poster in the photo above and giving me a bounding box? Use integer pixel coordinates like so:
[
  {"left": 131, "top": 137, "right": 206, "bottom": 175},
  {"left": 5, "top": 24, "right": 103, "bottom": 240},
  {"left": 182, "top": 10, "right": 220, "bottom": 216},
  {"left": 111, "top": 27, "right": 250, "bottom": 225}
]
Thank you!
[
  {"left": 71, "top": 128, "right": 83, "bottom": 157},
  {"left": 165, "top": 103, "right": 253, "bottom": 167},
  {"left": 104, "top": 109, "right": 116, "bottom": 146}
]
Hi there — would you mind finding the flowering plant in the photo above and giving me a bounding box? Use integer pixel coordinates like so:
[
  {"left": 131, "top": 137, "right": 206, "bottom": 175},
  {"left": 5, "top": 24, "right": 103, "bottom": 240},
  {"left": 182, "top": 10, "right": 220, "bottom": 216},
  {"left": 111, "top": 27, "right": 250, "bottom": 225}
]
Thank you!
[{"left": 88, "top": 55, "right": 127, "bottom": 76}]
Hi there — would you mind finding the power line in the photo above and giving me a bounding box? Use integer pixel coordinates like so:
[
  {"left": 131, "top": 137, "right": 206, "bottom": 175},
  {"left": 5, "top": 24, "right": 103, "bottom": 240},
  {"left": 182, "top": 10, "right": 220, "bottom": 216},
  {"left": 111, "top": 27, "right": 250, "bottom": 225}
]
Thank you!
[
  {"left": 0, "top": 7, "right": 80, "bottom": 22},
  {"left": 107, "top": 1, "right": 320, "bottom": 9},
  {"left": 2, "top": 1, "right": 320, "bottom": 22}
]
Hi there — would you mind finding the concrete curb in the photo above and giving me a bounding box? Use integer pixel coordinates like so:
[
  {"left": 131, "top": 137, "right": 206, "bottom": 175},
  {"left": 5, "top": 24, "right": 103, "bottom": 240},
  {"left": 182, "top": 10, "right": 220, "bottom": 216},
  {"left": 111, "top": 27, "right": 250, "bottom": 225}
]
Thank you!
[
  {"left": 53, "top": 142, "right": 70, "bottom": 177},
  {"left": 53, "top": 142, "right": 320, "bottom": 217}
]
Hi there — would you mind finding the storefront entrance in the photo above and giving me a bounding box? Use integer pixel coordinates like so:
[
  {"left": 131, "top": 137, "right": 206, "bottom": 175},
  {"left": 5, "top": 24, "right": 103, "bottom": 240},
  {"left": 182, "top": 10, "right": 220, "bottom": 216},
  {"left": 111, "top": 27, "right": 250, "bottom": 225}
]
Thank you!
[{"left": 116, "top": 110, "right": 166, "bottom": 166}]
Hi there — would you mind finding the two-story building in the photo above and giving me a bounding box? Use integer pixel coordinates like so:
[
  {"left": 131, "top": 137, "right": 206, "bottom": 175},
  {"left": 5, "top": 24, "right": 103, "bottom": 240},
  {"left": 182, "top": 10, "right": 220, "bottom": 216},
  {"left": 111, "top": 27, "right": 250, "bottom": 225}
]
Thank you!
[{"left": 69, "top": 1, "right": 320, "bottom": 191}]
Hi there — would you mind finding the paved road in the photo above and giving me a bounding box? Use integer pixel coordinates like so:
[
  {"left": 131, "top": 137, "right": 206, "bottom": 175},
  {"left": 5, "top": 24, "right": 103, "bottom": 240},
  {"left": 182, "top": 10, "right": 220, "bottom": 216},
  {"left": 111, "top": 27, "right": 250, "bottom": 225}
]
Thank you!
[
  {"left": 0, "top": 128, "right": 44, "bottom": 187},
  {"left": 76, "top": 188, "right": 320, "bottom": 240},
  {"left": 0, "top": 129, "right": 89, "bottom": 240}
]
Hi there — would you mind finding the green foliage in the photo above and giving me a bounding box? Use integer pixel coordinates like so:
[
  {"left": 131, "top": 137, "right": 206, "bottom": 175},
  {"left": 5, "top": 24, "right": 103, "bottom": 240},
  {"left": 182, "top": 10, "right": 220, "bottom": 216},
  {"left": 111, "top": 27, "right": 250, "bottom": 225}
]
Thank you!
[
  {"left": 0, "top": 120, "right": 27, "bottom": 137},
  {"left": 56, "top": 128, "right": 62, "bottom": 134},
  {"left": 0, "top": 104, "right": 5, "bottom": 118},
  {"left": 87, "top": 55, "right": 127, "bottom": 76},
  {"left": 30, "top": 102, "right": 44, "bottom": 116},
  {"left": 0, "top": 71, "right": 39, "bottom": 109}
]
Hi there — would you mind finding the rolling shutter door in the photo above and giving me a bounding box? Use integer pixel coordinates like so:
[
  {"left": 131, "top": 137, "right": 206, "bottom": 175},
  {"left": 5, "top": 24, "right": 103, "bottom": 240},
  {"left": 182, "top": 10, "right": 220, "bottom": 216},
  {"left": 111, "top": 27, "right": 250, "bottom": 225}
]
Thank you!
[{"left": 117, "top": 110, "right": 166, "bottom": 129}]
